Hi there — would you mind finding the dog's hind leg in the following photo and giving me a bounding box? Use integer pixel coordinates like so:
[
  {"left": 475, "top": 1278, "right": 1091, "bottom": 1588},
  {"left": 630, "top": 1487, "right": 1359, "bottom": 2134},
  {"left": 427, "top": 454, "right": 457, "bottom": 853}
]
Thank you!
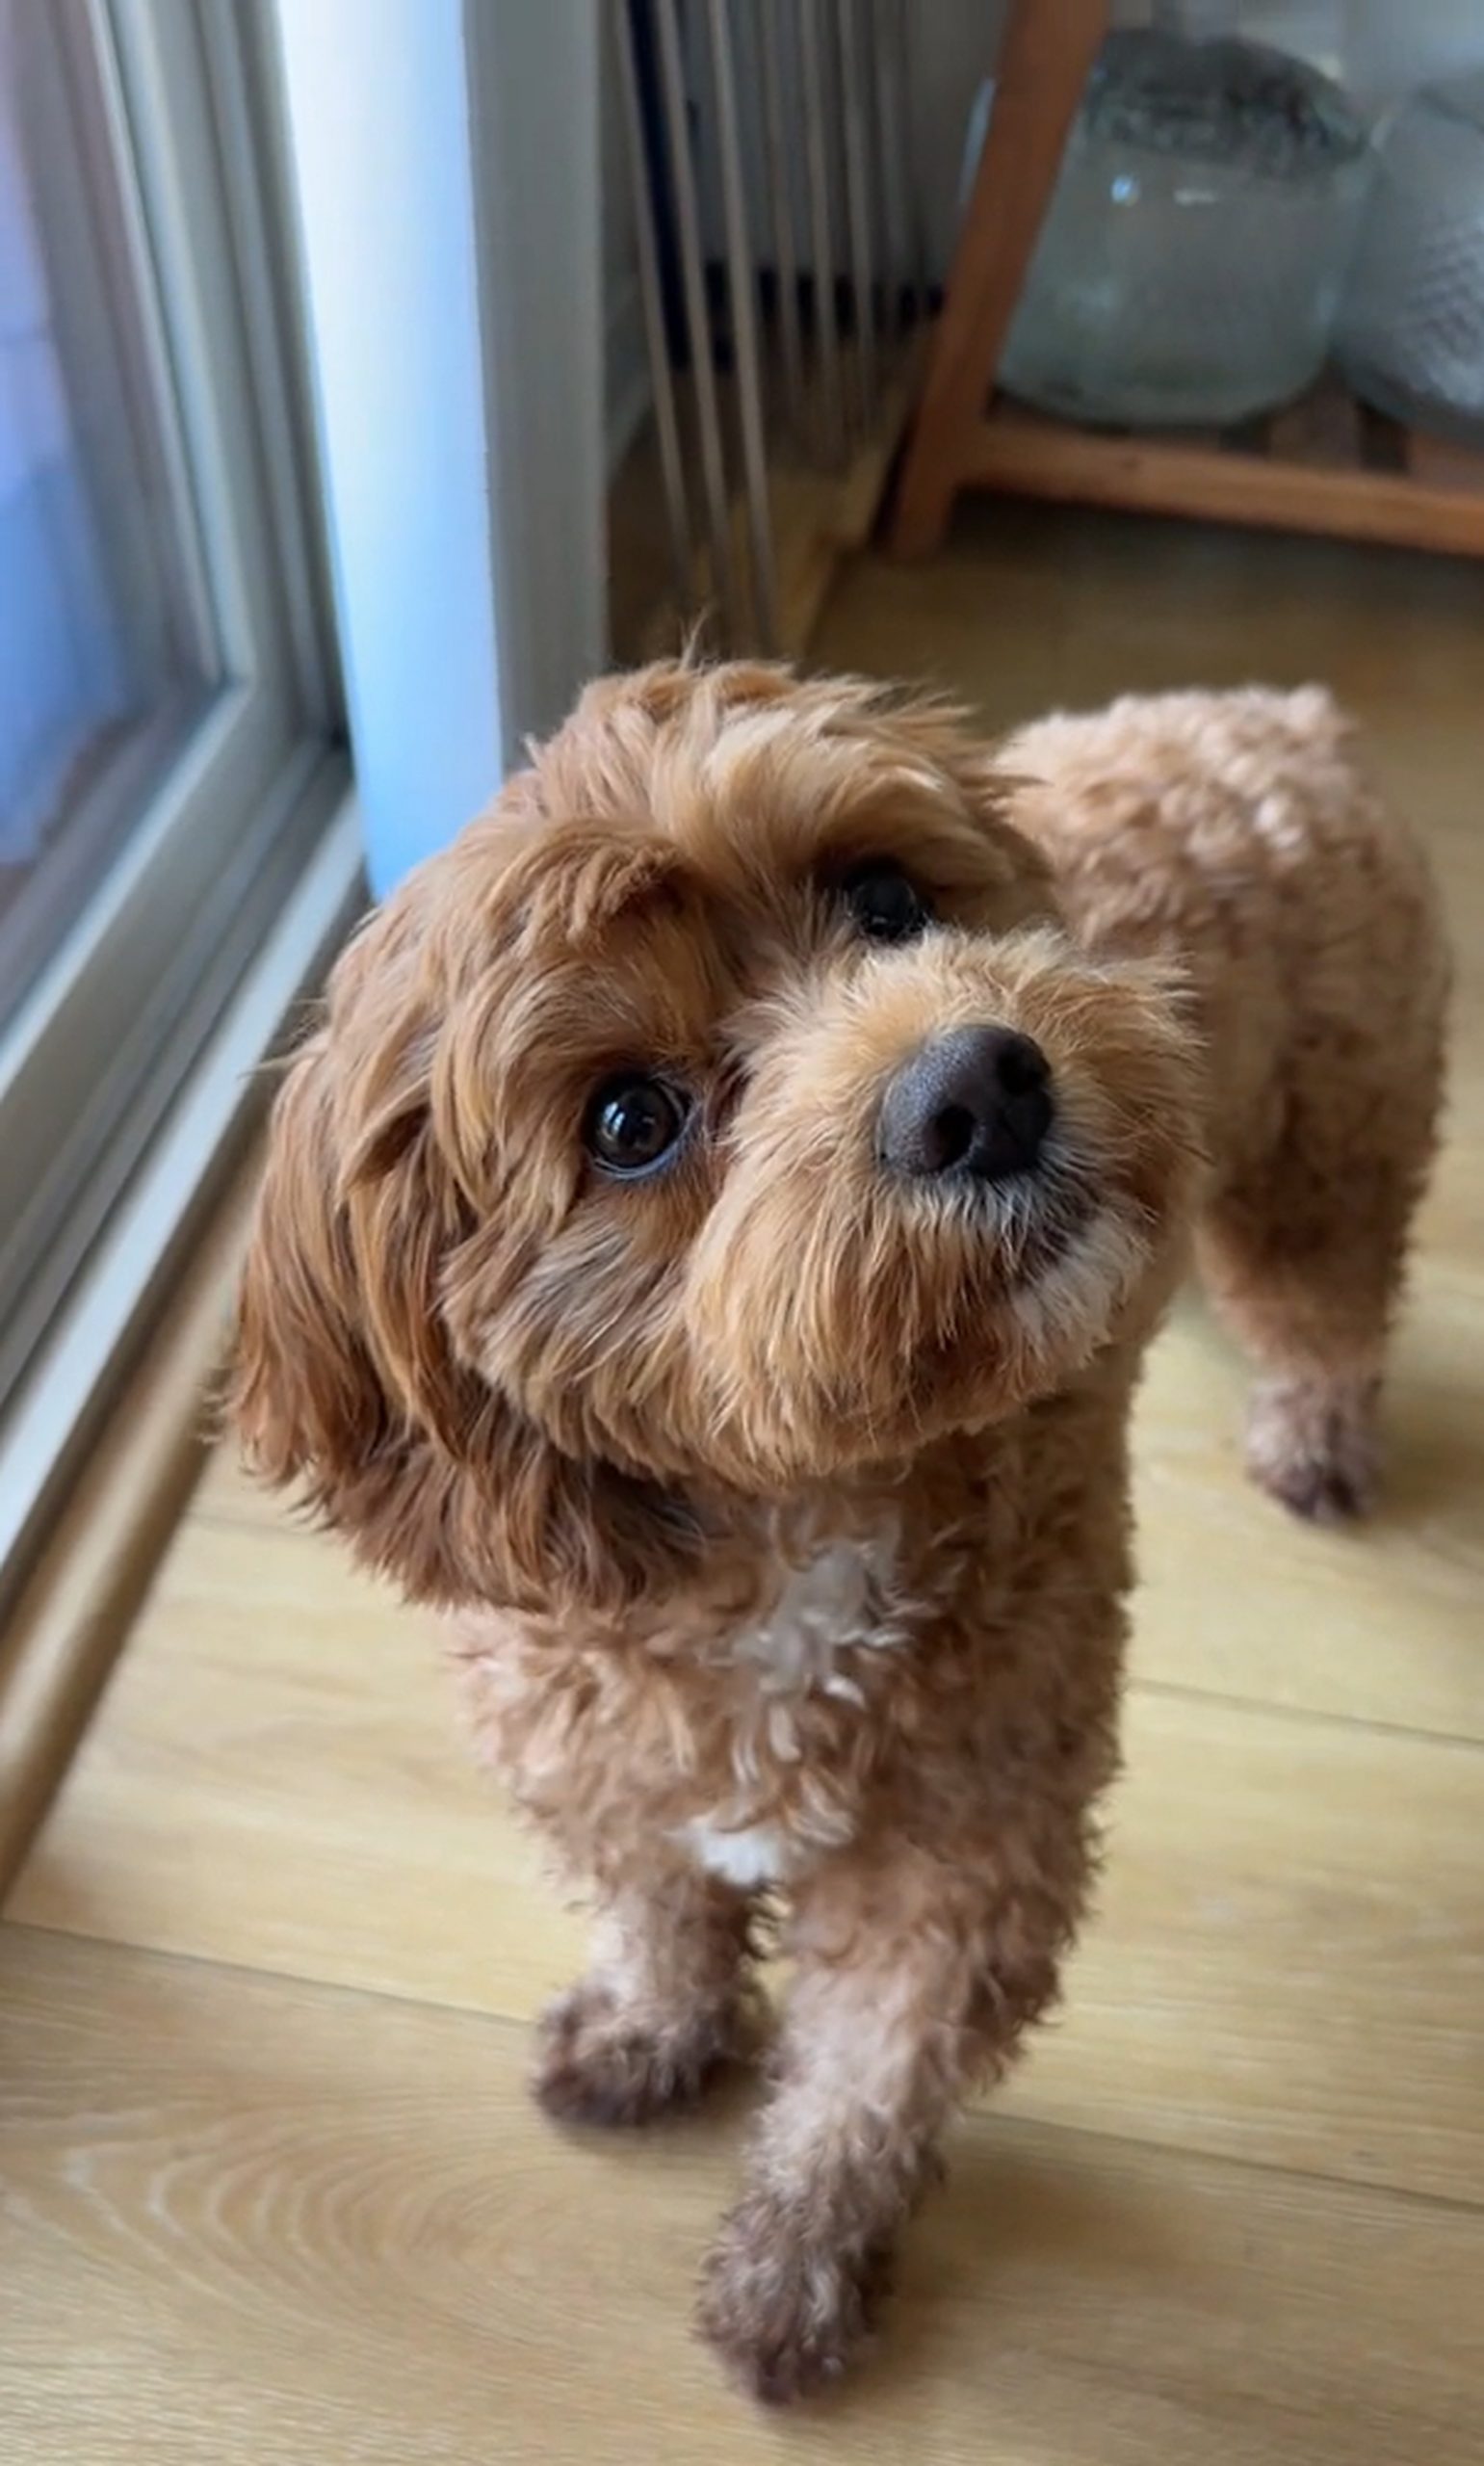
[{"left": 1197, "top": 1039, "right": 1443, "bottom": 1523}]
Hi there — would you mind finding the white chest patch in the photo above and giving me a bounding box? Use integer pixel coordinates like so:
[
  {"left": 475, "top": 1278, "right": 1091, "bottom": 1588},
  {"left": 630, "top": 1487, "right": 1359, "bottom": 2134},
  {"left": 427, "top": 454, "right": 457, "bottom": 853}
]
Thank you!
[
  {"left": 676, "top": 1528, "right": 916, "bottom": 1882},
  {"left": 726, "top": 1531, "right": 901, "bottom": 1711},
  {"left": 683, "top": 1818, "right": 790, "bottom": 1889}
]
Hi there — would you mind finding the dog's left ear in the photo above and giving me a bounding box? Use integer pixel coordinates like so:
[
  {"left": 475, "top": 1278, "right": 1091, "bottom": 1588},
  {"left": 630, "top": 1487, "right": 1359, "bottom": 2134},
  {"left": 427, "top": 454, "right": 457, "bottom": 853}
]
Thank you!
[
  {"left": 882, "top": 691, "right": 1059, "bottom": 931},
  {"left": 233, "top": 886, "right": 700, "bottom": 1617}
]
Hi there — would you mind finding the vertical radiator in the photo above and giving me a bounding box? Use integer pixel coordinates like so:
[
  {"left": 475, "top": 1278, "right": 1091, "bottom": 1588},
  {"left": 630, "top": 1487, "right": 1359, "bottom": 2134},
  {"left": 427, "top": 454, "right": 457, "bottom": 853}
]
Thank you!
[{"left": 615, "top": 0, "right": 924, "bottom": 656}]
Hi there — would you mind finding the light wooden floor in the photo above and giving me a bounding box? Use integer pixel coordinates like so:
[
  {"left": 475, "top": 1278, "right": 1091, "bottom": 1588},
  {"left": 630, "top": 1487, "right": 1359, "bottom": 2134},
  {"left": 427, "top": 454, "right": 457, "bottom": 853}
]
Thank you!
[{"left": 5, "top": 505, "right": 1483, "bottom": 2464}]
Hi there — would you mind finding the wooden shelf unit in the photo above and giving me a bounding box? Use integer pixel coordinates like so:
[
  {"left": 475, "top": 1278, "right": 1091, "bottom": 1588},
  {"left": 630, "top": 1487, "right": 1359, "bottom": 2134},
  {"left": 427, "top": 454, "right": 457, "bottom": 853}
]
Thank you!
[{"left": 892, "top": 0, "right": 1484, "bottom": 562}]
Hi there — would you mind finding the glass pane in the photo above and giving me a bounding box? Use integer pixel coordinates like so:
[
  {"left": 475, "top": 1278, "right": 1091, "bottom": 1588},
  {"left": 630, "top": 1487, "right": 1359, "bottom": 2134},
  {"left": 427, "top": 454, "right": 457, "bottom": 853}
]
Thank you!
[{"left": 0, "top": 0, "right": 212, "bottom": 1029}]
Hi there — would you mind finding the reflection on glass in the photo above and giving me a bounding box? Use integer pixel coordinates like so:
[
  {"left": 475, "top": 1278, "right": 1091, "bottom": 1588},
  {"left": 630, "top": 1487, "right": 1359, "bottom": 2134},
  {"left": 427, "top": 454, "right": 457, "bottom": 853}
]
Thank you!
[{"left": 0, "top": 0, "right": 211, "bottom": 1027}]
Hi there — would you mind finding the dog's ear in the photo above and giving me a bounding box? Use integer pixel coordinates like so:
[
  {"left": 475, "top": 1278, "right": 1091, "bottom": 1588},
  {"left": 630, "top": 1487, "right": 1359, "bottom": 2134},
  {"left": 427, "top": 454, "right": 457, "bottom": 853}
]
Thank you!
[
  {"left": 880, "top": 691, "right": 1059, "bottom": 931},
  {"left": 232, "top": 900, "right": 699, "bottom": 1616}
]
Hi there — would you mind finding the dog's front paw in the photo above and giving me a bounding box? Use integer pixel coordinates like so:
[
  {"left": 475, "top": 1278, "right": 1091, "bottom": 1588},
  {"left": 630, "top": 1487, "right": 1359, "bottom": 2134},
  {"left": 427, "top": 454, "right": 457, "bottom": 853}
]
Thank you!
[
  {"left": 697, "top": 2190, "right": 890, "bottom": 2404},
  {"left": 533, "top": 1978, "right": 744, "bottom": 2129}
]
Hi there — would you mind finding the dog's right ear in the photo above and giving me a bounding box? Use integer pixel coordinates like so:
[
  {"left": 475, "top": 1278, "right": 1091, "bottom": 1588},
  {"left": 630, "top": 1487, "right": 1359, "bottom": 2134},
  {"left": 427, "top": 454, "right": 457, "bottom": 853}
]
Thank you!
[{"left": 232, "top": 895, "right": 701, "bottom": 1616}]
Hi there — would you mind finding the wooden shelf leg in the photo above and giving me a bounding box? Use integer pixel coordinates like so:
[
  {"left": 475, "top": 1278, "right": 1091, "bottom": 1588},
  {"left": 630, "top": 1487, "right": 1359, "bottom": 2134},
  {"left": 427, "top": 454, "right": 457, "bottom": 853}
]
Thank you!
[{"left": 890, "top": 0, "right": 1107, "bottom": 559}]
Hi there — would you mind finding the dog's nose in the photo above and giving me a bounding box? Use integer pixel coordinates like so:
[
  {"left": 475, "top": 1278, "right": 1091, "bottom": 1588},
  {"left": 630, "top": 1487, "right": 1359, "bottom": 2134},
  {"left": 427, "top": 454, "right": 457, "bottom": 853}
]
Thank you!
[{"left": 878, "top": 1025, "right": 1054, "bottom": 1182}]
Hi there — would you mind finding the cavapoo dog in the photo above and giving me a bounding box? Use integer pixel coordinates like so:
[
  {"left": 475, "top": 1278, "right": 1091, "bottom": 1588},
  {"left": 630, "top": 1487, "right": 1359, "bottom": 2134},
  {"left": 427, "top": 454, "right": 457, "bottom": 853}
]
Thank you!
[{"left": 235, "top": 661, "right": 1445, "bottom": 2400}]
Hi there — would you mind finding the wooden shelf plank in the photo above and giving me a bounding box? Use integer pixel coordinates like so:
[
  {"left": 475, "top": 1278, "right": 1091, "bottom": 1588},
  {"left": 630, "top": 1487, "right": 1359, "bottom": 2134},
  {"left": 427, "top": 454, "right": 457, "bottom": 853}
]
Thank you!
[{"left": 965, "top": 407, "right": 1484, "bottom": 558}]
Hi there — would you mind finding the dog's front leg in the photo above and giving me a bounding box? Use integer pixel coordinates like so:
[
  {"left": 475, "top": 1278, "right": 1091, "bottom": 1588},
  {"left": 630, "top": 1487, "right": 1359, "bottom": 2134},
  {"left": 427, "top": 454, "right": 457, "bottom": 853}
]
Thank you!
[
  {"left": 533, "top": 1863, "right": 757, "bottom": 2128},
  {"left": 697, "top": 1848, "right": 1063, "bottom": 2401}
]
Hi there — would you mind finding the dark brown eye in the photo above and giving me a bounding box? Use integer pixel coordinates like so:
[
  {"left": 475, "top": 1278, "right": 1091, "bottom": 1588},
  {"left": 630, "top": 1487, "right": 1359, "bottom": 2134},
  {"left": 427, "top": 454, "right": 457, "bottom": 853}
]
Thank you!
[
  {"left": 839, "top": 858, "right": 934, "bottom": 944},
  {"left": 586, "top": 1075, "right": 690, "bottom": 1177}
]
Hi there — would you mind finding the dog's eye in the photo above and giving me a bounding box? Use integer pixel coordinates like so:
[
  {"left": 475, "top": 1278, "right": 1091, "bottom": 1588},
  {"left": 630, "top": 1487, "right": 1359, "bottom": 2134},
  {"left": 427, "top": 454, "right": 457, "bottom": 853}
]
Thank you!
[
  {"left": 586, "top": 1074, "right": 690, "bottom": 1177},
  {"left": 839, "top": 858, "right": 934, "bottom": 945}
]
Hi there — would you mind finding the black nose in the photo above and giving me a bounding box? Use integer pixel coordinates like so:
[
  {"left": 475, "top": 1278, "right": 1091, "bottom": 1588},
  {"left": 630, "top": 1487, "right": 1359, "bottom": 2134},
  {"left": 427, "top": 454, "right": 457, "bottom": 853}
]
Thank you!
[{"left": 878, "top": 1025, "right": 1054, "bottom": 1182}]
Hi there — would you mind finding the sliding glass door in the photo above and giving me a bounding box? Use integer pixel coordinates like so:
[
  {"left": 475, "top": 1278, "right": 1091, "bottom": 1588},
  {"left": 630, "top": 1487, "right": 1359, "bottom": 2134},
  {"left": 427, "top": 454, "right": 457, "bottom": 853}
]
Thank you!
[{"left": 0, "top": 0, "right": 348, "bottom": 1587}]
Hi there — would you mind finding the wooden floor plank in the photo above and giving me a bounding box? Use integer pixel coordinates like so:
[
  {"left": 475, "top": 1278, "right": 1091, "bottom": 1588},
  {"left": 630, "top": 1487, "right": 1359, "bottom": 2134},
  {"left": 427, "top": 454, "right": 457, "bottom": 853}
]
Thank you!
[
  {"left": 1132, "top": 1284, "right": 1484, "bottom": 1740},
  {"left": 1003, "top": 1688, "right": 1484, "bottom": 2201},
  {"left": 2, "top": 1926, "right": 1478, "bottom": 2466},
  {"left": 192, "top": 1439, "right": 288, "bottom": 1534},
  {"left": 7, "top": 1520, "right": 586, "bottom": 2022}
]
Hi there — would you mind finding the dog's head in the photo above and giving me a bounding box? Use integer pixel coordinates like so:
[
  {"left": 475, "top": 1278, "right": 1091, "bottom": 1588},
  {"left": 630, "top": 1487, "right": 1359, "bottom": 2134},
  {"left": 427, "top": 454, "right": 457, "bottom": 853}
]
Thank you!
[{"left": 236, "top": 662, "right": 1204, "bottom": 1613}]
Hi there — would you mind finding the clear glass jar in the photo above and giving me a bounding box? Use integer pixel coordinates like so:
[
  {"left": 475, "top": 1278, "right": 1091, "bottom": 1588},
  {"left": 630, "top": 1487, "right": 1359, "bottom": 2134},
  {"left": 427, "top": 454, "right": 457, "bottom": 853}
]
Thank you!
[
  {"left": 998, "top": 28, "right": 1371, "bottom": 429},
  {"left": 1337, "top": 72, "right": 1484, "bottom": 444}
]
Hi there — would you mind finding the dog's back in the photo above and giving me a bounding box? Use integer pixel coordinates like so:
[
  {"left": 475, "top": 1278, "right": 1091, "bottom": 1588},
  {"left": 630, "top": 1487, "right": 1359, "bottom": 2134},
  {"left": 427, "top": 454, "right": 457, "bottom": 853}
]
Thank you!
[{"left": 1003, "top": 685, "right": 1448, "bottom": 1520}]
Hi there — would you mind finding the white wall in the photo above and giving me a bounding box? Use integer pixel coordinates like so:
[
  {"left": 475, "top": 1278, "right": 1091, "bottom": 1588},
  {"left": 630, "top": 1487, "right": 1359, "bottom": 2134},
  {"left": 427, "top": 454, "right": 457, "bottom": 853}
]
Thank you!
[{"left": 279, "top": 0, "right": 605, "bottom": 891}]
